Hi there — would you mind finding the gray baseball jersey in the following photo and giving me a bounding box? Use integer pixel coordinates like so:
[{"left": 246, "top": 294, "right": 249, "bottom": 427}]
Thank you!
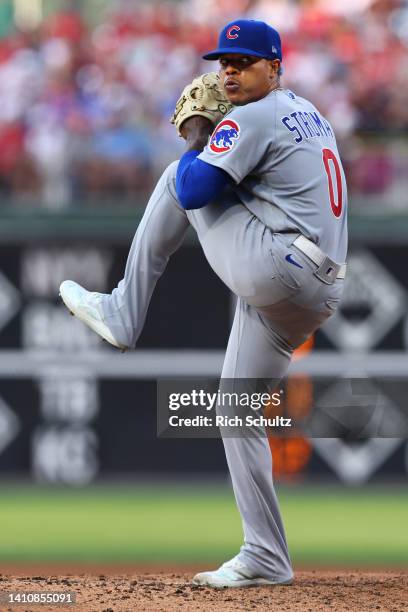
[{"left": 199, "top": 88, "right": 348, "bottom": 263}]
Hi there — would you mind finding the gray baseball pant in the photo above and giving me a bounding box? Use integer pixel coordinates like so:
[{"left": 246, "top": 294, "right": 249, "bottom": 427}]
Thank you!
[{"left": 102, "top": 161, "right": 343, "bottom": 582}]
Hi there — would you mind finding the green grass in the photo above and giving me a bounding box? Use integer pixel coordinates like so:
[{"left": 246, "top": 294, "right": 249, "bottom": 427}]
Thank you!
[{"left": 0, "top": 485, "right": 407, "bottom": 566}]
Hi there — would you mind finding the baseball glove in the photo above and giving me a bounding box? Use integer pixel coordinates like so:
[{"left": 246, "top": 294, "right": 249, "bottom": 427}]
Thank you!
[{"left": 170, "top": 72, "right": 233, "bottom": 137}]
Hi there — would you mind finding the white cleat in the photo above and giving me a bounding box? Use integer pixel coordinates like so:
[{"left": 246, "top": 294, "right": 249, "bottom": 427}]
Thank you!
[
  {"left": 192, "top": 555, "right": 293, "bottom": 589},
  {"left": 59, "top": 280, "right": 127, "bottom": 351}
]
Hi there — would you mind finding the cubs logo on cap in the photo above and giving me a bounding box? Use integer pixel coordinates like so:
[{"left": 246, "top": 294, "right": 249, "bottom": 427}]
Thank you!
[
  {"left": 227, "top": 25, "right": 240, "bottom": 39},
  {"left": 209, "top": 119, "right": 240, "bottom": 154},
  {"left": 203, "top": 19, "right": 282, "bottom": 62}
]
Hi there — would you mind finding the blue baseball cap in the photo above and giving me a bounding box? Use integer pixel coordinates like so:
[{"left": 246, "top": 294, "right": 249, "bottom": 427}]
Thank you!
[{"left": 202, "top": 19, "right": 282, "bottom": 61}]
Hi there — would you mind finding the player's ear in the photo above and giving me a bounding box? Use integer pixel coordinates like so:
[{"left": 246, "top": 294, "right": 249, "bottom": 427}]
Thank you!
[
  {"left": 273, "top": 59, "right": 281, "bottom": 77},
  {"left": 267, "top": 59, "right": 280, "bottom": 78}
]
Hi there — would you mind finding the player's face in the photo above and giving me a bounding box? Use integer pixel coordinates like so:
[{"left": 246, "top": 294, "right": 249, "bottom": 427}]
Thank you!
[{"left": 218, "top": 54, "right": 280, "bottom": 105}]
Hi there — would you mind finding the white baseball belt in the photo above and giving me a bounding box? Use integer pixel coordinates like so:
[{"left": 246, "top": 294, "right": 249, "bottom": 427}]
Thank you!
[{"left": 293, "top": 234, "right": 346, "bottom": 283}]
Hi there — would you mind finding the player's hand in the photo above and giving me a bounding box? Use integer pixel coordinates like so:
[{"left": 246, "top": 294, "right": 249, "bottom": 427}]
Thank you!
[{"left": 180, "top": 116, "right": 214, "bottom": 151}]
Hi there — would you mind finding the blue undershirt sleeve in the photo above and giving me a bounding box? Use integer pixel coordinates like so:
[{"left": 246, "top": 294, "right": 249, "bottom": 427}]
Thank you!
[{"left": 176, "top": 149, "right": 232, "bottom": 210}]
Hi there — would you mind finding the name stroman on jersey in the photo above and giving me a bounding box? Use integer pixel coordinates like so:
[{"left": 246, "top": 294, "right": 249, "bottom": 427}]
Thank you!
[{"left": 281, "top": 93, "right": 334, "bottom": 144}]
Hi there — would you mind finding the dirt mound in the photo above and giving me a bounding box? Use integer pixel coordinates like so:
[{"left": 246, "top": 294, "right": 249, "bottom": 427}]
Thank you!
[{"left": 0, "top": 570, "right": 406, "bottom": 611}]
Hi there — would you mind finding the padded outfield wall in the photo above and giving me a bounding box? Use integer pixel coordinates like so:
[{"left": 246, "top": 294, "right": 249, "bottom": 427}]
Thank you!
[{"left": 0, "top": 211, "right": 407, "bottom": 486}]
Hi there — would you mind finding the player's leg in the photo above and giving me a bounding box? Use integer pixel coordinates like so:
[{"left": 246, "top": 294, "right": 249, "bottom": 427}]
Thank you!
[
  {"left": 101, "top": 161, "right": 190, "bottom": 348},
  {"left": 60, "top": 159, "right": 274, "bottom": 348},
  {"left": 193, "top": 298, "right": 294, "bottom": 588},
  {"left": 193, "top": 270, "right": 342, "bottom": 588},
  {"left": 60, "top": 159, "right": 254, "bottom": 348},
  {"left": 60, "top": 161, "right": 190, "bottom": 348}
]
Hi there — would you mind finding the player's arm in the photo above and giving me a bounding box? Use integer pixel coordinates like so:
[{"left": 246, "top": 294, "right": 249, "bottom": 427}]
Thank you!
[
  {"left": 175, "top": 116, "right": 232, "bottom": 210},
  {"left": 176, "top": 152, "right": 232, "bottom": 210},
  {"left": 170, "top": 74, "right": 234, "bottom": 209}
]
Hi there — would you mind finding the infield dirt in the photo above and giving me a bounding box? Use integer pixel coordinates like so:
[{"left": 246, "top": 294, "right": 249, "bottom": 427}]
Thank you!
[{"left": 0, "top": 570, "right": 406, "bottom": 611}]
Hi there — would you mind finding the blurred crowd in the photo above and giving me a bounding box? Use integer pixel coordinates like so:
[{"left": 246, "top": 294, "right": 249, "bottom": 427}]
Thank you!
[{"left": 0, "top": 0, "right": 407, "bottom": 209}]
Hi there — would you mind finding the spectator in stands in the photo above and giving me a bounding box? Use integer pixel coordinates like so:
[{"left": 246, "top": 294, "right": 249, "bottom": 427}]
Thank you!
[{"left": 0, "top": 0, "right": 405, "bottom": 208}]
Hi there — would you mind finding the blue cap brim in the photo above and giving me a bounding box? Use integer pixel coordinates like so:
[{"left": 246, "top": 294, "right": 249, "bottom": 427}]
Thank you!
[{"left": 202, "top": 47, "right": 274, "bottom": 60}]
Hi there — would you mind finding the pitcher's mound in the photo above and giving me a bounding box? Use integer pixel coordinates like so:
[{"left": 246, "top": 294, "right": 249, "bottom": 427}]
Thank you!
[{"left": 0, "top": 570, "right": 406, "bottom": 611}]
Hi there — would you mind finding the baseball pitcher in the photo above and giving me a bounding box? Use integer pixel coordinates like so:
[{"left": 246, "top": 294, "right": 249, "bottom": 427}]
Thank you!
[{"left": 60, "top": 19, "right": 347, "bottom": 588}]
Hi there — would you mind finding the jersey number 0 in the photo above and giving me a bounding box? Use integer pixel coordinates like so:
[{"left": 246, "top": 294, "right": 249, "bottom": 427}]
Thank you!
[{"left": 322, "top": 148, "right": 343, "bottom": 218}]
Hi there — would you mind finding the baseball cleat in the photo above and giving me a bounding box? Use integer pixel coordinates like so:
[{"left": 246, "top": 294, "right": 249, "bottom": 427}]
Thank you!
[
  {"left": 59, "top": 280, "right": 127, "bottom": 350},
  {"left": 191, "top": 555, "right": 293, "bottom": 589}
]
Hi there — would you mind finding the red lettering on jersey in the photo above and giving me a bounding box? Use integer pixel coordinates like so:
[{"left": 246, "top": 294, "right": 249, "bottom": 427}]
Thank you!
[{"left": 322, "top": 148, "right": 343, "bottom": 218}]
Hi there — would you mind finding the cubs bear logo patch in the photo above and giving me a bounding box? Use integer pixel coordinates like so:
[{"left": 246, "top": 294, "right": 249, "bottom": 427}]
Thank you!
[{"left": 209, "top": 119, "right": 240, "bottom": 154}]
